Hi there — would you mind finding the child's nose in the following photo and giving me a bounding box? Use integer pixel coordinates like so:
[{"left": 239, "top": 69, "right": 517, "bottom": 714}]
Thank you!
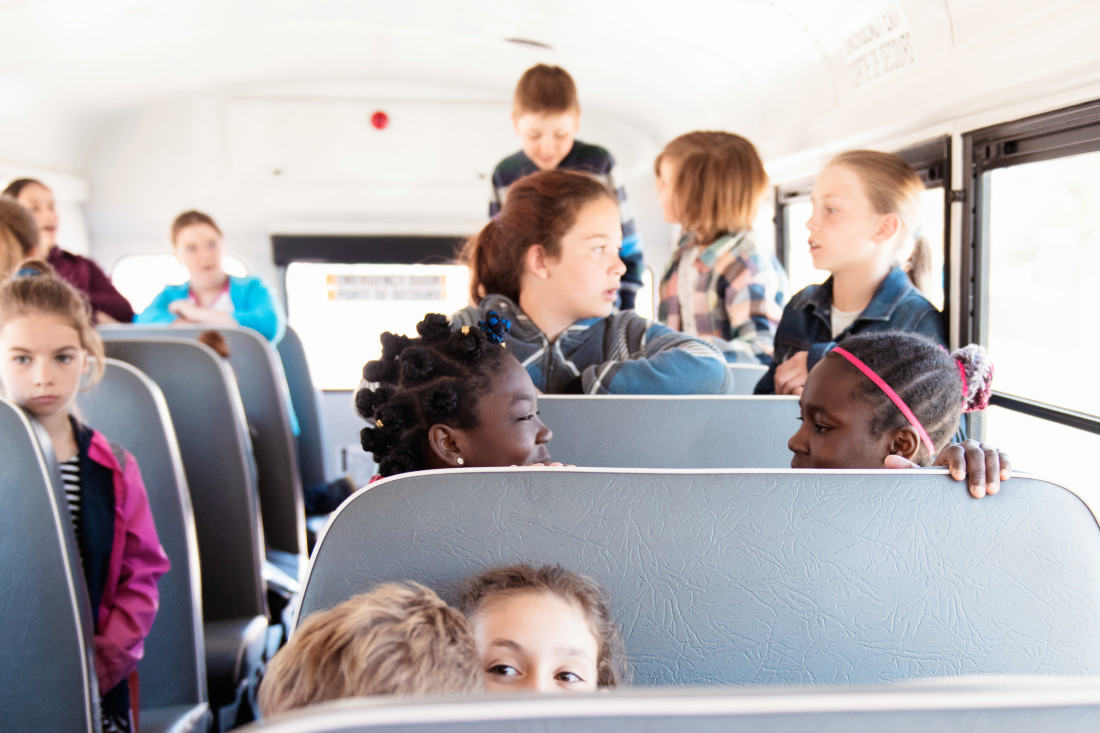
[
  {"left": 609, "top": 252, "right": 627, "bottom": 276},
  {"left": 787, "top": 422, "right": 808, "bottom": 456},
  {"left": 536, "top": 420, "right": 552, "bottom": 445}
]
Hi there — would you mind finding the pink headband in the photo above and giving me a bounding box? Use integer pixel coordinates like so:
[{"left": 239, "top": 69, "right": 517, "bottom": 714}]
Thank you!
[{"left": 831, "top": 347, "right": 936, "bottom": 457}]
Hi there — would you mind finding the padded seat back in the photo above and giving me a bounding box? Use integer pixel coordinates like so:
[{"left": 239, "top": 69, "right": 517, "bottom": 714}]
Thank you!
[
  {"left": 103, "top": 337, "right": 267, "bottom": 622},
  {"left": 76, "top": 358, "right": 207, "bottom": 709},
  {"left": 728, "top": 363, "right": 768, "bottom": 394},
  {"left": 244, "top": 679, "right": 1100, "bottom": 733},
  {"left": 0, "top": 398, "right": 98, "bottom": 731},
  {"left": 104, "top": 325, "right": 305, "bottom": 560},
  {"left": 277, "top": 325, "right": 328, "bottom": 488},
  {"left": 537, "top": 396, "right": 797, "bottom": 468},
  {"left": 300, "top": 468, "right": 1100, "bottom": 686}
]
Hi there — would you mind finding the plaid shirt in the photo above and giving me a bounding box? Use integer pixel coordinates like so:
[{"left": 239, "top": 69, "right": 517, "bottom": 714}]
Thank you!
[
  {"left": 489, "top": 140, "right": 645, "bottom": 309},
  {"left": 657, "top": 231, "right": 788, "bottom": 365}
]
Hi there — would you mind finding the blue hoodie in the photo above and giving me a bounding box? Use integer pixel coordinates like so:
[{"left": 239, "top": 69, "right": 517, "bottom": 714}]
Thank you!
[{"left": 452, "top": 295, "right": 734, "bottom": 395}]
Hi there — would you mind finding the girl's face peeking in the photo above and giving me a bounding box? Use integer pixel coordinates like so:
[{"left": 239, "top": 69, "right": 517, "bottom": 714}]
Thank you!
[
  {"left": 0, "top": 312, "right": 86, "bottom": 425},
  {"left": 174, "top": 222, "right": 227, "bottom": 292},
  {"left": 450, "top": 357, "right": 552, "bottom": 467},
  {"left": 470, "top": 590, "right": 599, "bottom": 693},
  {"left": 788, "top": 355, "right": 897, "bottom": 469},
  {"left": 15, "top": 182, "right": 58, "bottom": 254}
]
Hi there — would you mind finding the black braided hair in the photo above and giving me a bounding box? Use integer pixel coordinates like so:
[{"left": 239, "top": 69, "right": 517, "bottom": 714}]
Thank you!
[
  {"left": 828, "top": 331, "right": 994, "bottom": 465},
  {"left": 355, "top": 312, "right": 514, "bottom": 477}
]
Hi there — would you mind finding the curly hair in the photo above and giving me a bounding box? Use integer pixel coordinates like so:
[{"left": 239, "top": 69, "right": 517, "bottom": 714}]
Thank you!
[
  {"left": 457, "top": 563, "right": 629, "bottom": 688},
  {"left": 829, "top": 331, "right": 994, "bottom": 465},
  {"left": 355, "top": 313, "right": 515, "bottom": 477}
]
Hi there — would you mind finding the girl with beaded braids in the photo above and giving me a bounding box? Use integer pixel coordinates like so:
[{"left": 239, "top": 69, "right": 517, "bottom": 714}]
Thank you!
[
  {"left": 789, "top": 330, "right": 1009, "bottom": 498},
  {"left": 356, "top": 312, "right": 555, "bottom": 477},
  {"left": 456, "top": 169, "right": 734, "bottom": 395}
]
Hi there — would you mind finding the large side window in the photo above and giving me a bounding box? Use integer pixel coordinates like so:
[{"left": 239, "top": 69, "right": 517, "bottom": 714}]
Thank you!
[
  {"left": 774, "top": 137, "right": 950, "bottom": 313},
  {"left": 963, "top": 103, "right": 1100, "bottom": 496}
]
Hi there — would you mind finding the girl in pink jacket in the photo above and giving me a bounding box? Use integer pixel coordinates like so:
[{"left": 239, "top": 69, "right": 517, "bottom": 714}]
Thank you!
[{"left": 0, "top": 260, "right": 169, "bottom": 733}]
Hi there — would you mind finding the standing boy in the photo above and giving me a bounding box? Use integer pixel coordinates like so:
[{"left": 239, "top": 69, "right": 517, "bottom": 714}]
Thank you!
[{"left": 490, "top": 64, "right": 646, "bottom": 310}]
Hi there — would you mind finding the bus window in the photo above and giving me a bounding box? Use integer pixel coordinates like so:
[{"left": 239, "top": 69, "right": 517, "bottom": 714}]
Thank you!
[
  {"left": 986, "top": 152, "right": 1100, "bottom": 417},
  {"left": 112, "top": 253, "right": 249, "bottom": 314},
  {"left": 284, "top": 262, "right": 471, "bottom": 390}
]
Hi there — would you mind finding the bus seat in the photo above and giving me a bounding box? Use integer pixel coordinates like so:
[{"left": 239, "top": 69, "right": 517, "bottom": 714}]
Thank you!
[
  {"left": 299, "top": 468, "right": 1100, "bottom": 686},
  {"left": 226, "top": 678, "right": 1100, "bottom": 732},
  {"left": 728, "top": 363, "right": 768, "bottom": 395},
  {"left": 101, "top": 338, "right": 269, "bottom": 723},
  {"left": 75, "top": 359, "right": 212, "bottom": 733},
  {"left": 105, "top": 325, "right": 307, "bottom": 566},
  {"left": 536, "top": 396, "right": 797, "bottom": 468},
  {"left": 0, "top": 397, "right": 99, "bottom": 731},
  {"left": 277, "top": 325, "right": 328, "bottom": 490}
]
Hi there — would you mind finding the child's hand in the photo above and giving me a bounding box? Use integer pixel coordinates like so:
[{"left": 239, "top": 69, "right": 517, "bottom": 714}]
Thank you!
[
  {"left": 168, "top": 299, "right": 199, "bottom": 320},
  {"left": 883, "top": 440, "right": 1011, "bottom": 499},
  {"left": 774, "top": 351, "right": 809, "bottom": 395}
]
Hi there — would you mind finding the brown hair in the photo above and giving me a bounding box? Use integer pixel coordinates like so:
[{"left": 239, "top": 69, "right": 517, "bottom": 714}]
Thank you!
[
  {"left": 0, "top": 197, "right": 38, "bottom": 278},
  {"left": 170, "top": 210, "right": 222, "bottom": 245},
  {"left": 514, "top": 64, "right": 580, "bottom": 116},
  {"left": 0, "top": 260, "right": 104, "bottom": 386},
  {"left": 827, "top": 151, "right": 930, "bottom": 293},
  {"left": 1, "top": 178, "right": 46, "bottom": 200},
  {"left": 461, "top": 169, "right": 616, "bottom": 303},
  {"left": 458, "top": 564, "right": 628, "bottom": 688},
  {"left": 257, "top": 583, "right": 481, "bottom": 717},
  {"left": 655, "top": 131, "right": 768, "bottom": 244}
]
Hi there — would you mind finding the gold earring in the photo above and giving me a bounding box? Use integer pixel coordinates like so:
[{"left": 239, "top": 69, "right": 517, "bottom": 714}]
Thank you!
[{"left": 456, "top": 457, "right": 465, "bottom": 466}]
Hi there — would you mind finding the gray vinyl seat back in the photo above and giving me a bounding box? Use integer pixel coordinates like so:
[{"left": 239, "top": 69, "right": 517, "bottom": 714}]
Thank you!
[
  {"left": 300, "top": 468, "right": 1100, "bottom": 686},
  {"left": 277, "top": 325, "right": 327, "bottom": 489},
  {"left": 103, "top": 337, "right": 267, "bottom": 622},
  {"left": 242, "top": 679, "right": 1100, "bottom": 733},
  {"left": 104, "top": 325, "right": 305, "bottom": 559},
  {"left": 728, "top": 363, "right": 768, "bottom": 395},
  {"left": 0, "top": 397, "right": 99, "bottom": 731},
  {"left": 537, "top": 396, "right": 797, "bottom": 468},
  {"left": 76, "top": 358, "right": 207, "bottom": 709}
]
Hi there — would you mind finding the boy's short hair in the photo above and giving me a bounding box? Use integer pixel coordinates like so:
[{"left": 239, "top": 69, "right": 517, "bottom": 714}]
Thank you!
[
  {"left": 513, "top": 64, "right": 580, "bottom": 116},
  {"left": 257, "top": 583, "right": 482, "bottom": 717}
]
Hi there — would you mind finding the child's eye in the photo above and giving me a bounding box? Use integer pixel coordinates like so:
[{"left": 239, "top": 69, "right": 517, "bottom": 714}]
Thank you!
[
  {"left": 56, "top": 354, "right": 73, "bottom": 364},
  {"left": 12, "top": 355, "right": 30, "bottom": 365},
  {"left": 555, "top": 670, "right": 584, "bottom": 683},
  {"left": 487, "top": 663, "right": 519, "bottom": 677},
  {"left": 814, "top": 422, "right": 831, "bottom": 434}
]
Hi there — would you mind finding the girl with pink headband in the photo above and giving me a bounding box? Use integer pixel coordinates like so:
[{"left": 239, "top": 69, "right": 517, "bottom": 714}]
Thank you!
[{"left": 789, "top": 330, "right": 1001, "bottom": 498}]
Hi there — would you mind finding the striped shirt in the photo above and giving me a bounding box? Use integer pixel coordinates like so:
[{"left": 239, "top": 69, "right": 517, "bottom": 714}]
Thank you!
[{"left": 60, "top": 456, "right": 84, "bottom": 563}]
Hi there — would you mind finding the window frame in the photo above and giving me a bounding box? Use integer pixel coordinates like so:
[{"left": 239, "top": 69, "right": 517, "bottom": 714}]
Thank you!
[{"left": 962, "top": 100, "right": 1100, "bottom": 435}]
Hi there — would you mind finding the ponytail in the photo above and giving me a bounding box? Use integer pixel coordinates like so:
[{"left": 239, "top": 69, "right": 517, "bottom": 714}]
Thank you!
[
  {"left": 903, "top": 233, "right": 933, "bottom": 295},
  {"left": 951, "top": 343, "right": 994, "bottom": 413},
  {"left": 461, "top": 219, "right": 522, "bottom": 304}
]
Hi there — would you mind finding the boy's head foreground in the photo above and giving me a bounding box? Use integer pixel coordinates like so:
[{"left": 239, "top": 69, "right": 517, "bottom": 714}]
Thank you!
[
  {"left": 458, "top": 564, "right": 628, "bottom": 693},
  {"left": 257, "top": 583, "right": 482, "bottom": 717},
  {"left": 789, "top": 331, "right": 993, "bottom": 469},
  {"left": 512, "top": 64, "right": 580, "bottom": 171},
  {"left": 356, "top": 313, "right": 552, "bottom": 477},
  {"left": 654, "top": 131, "right": 769, "bottom": 242}
]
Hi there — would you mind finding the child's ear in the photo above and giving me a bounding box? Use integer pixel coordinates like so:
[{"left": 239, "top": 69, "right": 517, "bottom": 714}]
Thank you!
[
  {"left": 873, "top": 212, "right": 902, "bottom": 244},
  {"left": 524, "top": 244, "right": 551, "bottom": 280},
  {"left": 426, "top": 424, "right": 465, "bottom": 468},
  {"left": 888, "top": 425, "right": 921, "bottom": 462}
]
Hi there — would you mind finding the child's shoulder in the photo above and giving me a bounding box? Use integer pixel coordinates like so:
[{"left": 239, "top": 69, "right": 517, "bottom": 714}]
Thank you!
[
  {"left": 558, "top": 140, "right": 614, "bottom": 173},
  {"left": 491, "top": 150, "right": 537, "bottom": 184}
]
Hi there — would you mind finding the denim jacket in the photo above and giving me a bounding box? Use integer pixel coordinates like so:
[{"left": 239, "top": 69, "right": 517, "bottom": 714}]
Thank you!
[{"left": 755, "top": 266, "right": 945, "bottom": 394}]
